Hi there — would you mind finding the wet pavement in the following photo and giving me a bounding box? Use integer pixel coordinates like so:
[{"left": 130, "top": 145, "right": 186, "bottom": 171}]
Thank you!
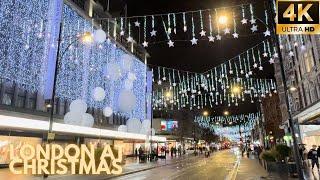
[{"left": 112, "top": 150, "right": 237, "bottom": 180}]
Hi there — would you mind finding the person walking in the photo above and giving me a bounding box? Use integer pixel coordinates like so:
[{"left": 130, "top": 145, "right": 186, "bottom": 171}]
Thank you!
[{"left": 308, "top": 145, "right": 319, "bottom": 171}]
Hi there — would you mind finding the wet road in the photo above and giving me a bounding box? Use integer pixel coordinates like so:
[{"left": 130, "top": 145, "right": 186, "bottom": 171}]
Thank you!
[{"left": 112, "top": 150, "right": 237, "bottom": 180}]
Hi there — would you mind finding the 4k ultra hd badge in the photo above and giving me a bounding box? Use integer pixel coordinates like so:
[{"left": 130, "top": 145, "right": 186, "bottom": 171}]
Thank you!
[{"left": 277, "top": 0, "right": 320, "bottom": 34}]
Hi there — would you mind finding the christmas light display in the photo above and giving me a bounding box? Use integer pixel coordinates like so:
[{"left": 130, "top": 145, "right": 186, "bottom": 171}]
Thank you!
[
  {"left": 0, "top": 0, "right": 50, "bottom": 92},
  {"left": 55, "top": 5, "right": 147, "bottom": 120}
]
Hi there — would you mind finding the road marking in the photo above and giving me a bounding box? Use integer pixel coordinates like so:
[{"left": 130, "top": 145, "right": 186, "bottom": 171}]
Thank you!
[{"left": 225, "top": 155, "right": 240, "bottom": 180}]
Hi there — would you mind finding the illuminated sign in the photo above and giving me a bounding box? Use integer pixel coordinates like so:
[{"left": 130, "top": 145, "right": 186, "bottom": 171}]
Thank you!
[
  {"left": 277, "top": 0, "right": 320, "bottom": 34},
  {"left": 9, "top": 144, "right": 123, "bottom": 175}
]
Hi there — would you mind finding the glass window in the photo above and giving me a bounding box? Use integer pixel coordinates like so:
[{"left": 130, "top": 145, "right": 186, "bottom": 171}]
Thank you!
[
  {"left": 304, "top": 50, "right": 315, "bottom": 73},
  {"left": 2, "top": 93, "right": 12, "bottom": 105}
]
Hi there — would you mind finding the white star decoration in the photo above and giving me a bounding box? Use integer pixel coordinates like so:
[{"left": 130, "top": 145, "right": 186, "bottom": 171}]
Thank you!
[
  {"left": 183, "top": 26, "right": 187, "bottom": 32},
  {"left": 229, "top": 70, "right": 233, "bottom": 74},
  {"left": 167, "top": 40, "right": 174, "bottom": 47},
  {"left": 269, "top": 58, "right": 274, "bottom": 64},
  {"left": 273, "top": 53, "right": 279, "bottom": 58},
  {"left": 294, "top": 42, "right": 298, "bottom": 47},
  {"left": 134, "top": 21, "right": 140, "bottom": 27},
  {"left": 248, "top": 71, "right": 253, "bottom": 75},
  {"left": 224, "top": 28, "right": 231, "bottom": 34},
  {"left": 142, "top": 41, "right": 148, "bottom": 47},
  {"left": 120, "top": 30, "right": 124, "bottom": 36},
  {"left": 200, "top": 30, "right": 206, "bottom": 36},
  {"left": 167, "top": 28, "right": 172, "bottom": 35},
  {"left": 250, "top": 18, "right": 256, "bottom": 24},
  {"left": 150, "top": 29, "right": 157, "bottom": 37},
  {"left": 216, "top": 34, "right": 222, "bottom": 40},
  {"left": 263, "top": 52, "right": 268, "bottom": 57},
  {"left": 280, "top": 45, "right": 284, "bottom": 49},
  {"left": 259, "top": 66, "right": 263, "bottom": 71},
  {"left": 253, "top": 63, "right": 258, "bottom": 68},
  {"left": 264, "top": 29, "right": 271, "bottom": 37},
  {"left": 245, "top": 74, "right": 249, "bottom": 78},
  {"left": 157, "top": 80, "right": 162, "bottom": 85},
  {"left": 232, "top": 32, "right": 239, "bottom": 38},
  {"left": 251, "top": 25, "right": 258, "bottom": 32},
  {"left": 289, "top": 51, "right": 294, "bottom": 57},
  {"left": 241, "top": 18, "right": 248, "bottom": 24},
  {"left": 208, "top": 35, "right": 215, "bottom": 42},
  {"left": 190, "top": 37, "right": 198, "bottom": 45},
  {"left": 126, "top": 36, "right": 133, "bottom": 42}
]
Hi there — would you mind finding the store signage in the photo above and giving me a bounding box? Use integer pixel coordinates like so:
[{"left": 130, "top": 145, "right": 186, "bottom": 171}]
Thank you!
[
  {"left": 8, "top": 144, "right": 123, "bottom": 175},
  {"left": 277, "top": 0, "right": 320, "bottom": 34}
]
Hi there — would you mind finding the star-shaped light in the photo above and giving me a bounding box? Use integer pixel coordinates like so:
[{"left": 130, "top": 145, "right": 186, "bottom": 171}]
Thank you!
[
  {"left": 264, "top": 29, "right": 271, "bottom": 37},
  {"left": 167, "top": 40, "right": 174, "bottom": 47},
  {"left": 150, "top": 29, "right": 157, "bottom": 37},
  {"left": 280, "top": 45, "right": 284, "bottom": 49},
  {"left": 263, "top": 52, "right": 268, "bottom": 57},
  {"left": 253, "top": 63, "right": 258, "bottom": 68},
  {"left": 229, "top": 70, "right": 233, "bottom": 74},
  {"left": 190, "top": 37, "right": 198, "bottom": 45},
  {"left": 241, "top": 18, "right": 248, "bottom": 24},
  {"left": 273, "top": 53, "right": 279, "bottom": 58},
  {"left": 294, "top": 42, "right": 298, "bottom": 47},
  {"left": 172, "top": 83, "right": 177, "bottom": 87},
  {"left": 237, "top": 77, "right": 241, "bottom": 82},
  {"left": 142, "top": 41, "right": 148, "bottom": 47},
  {"left": 120, "top": 30, "right": 125, "bottom": 36},
  {"left": 240, "top": 70, "right": 244, "bottom": 74},
  {"left": 200, "top": 30, "right": 206, "bottom": 36},
  {"left": 232, "top": 32, "right": 239, "bottom": 38},
  {"left": 289, "top": 51, "right": 294, "bottom": 57},
  {"left": 162, "top": 77, "right": 166, "bottom": 81},
  {"left": 134, "top": 21, "right": 140, "bottom": 27},
  {"left": 245, "top": 73, "right": 249, "bottom": 78},
  {"left": 216, "top": 34, "right": 222, "bottom": 40},
  {"left": 250, "top": 18, "right": 256, "bottom": 24},
  {"left": 126, "top": 36, "right": 133, "bottom": 42},
  {"left": 208, "top": 35, "right": 215, "bottom": 42},
  {"left": 259, "top": 66, "right": 263, "bottom": 71},
  {"left": 224, "top": 27, "right": 231, "bottom": 34},
  {"left": 269, "top": 58, "right": 274, "bottom": 64},
  {"left": 248, "top": 71, "right": 253, "bottom": 75},
  {"left": 251, "top": 25, "right": 258, "bottom": 32},
  {"left": 167, "top": 27, "right": 172, "bottom": 35},
  {"left": 157, "top": 80, "right": 162, "bottom": 85},
  {"left": 183, "top": 26, "right": 187, "bottom": 32}
]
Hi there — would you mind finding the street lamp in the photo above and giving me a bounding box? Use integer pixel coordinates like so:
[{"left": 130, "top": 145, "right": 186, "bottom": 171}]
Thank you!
[
  {"left": 47, "top": 22, "right": 94, "bottom": 141},
  {"left": 289, "top": 86, "right": 297, "bottom": 92},
  {"left": 223, "top": 111, "right": 229, "bottom": 116},
  {"left": 203, "top": 111, "right": 209, "bottom": 116},
  {"left": 218, "top": 15, "right": 228, "bottom": 25}
]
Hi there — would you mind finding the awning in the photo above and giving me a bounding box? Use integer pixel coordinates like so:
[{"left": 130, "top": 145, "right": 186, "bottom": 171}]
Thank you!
[
  {"left": 294, "top": 101, "right": 320, "bottom": 124},
  {"left": 0, "top": 114, "right": 166, "bottom": 142}
]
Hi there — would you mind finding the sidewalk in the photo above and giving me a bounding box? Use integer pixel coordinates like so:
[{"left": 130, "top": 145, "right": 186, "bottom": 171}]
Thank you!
[{"left": 235, "top": 155, "right": 281, "bottom": 180}]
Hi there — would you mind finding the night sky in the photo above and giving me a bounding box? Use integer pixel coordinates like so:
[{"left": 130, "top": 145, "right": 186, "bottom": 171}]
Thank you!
[{"left": 108, "top": 0, "right": 275, "bottom": 115}]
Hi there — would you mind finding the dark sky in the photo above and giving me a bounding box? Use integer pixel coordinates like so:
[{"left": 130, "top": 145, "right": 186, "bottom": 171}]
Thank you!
[{"left": 109, "top": 0, "right": 275, "bottom": 115}]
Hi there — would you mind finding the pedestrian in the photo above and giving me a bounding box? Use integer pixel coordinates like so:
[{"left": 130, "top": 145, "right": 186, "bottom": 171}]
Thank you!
[
  {"left": 308, "top": 145, "right": 319, "bottom": 171},
  {"left": 135, "top": 148, "right": 138, "bottom": 159},
  {"left": 170, "top": 147, "right": 174, "bottom": 158}
]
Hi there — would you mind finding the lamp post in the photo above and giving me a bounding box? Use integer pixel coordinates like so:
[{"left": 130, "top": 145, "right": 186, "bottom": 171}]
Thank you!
[
  {"left": 266, "top": 1, "right": 304, "bottom": 178},
  {"left": 47, "top": 22, "right": 93, "bottom": 141}
]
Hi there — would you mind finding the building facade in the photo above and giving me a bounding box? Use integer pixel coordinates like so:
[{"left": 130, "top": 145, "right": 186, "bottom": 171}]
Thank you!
[{"left": 275, "top": 34, "right": 320, "bottom": 149}]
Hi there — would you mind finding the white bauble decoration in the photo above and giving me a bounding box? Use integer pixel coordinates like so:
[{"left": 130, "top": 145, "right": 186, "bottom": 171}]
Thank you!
[
  {"left": 80, "top": 113, "right": 94, "bottom": 127},
  {"left": 64, "top": 112, "right": 82, "bottom": 125},
  {"left": 92, "top": 87, "right": 105, "bottom": 101},
  {"left": 128, "top": 72, "right": 137, "bottom": 81},
  {"left": 124, "top": 79, "right": 133, "bottom": 90},
  {"left": 118, "top": 90, "right": 136, "bottom": 113},
  {"left": 126, "top": 118, "right": 142, "bottom": 133},
  {"left": 93, "top": 29, "right": 106, "bottom": 43},
  {"left": 118, "top": 125, "right": 127, "bottom": 132},
  {"left": 69, "top": 99, "right": 87, "bottom": 114},
  {"left": 121, "top": 54, "right": 133, "bottom": 71},
  {"left": 103, "top": 106, "right": 113, "bottom": 117},
  {"left": 141, "top": 119, "right": 151, "bottom": 129},
  {"left": 106, "top": 63, "right": 122, "bottom": 80}
]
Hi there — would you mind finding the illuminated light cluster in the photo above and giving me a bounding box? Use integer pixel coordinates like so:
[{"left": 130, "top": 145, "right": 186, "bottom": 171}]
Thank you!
[
  {"left": 0, "top": 0, "right": 50, "bottom": 92},
  {"left": 55, "top": 5, "right": 146, "bottom": 120}
]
